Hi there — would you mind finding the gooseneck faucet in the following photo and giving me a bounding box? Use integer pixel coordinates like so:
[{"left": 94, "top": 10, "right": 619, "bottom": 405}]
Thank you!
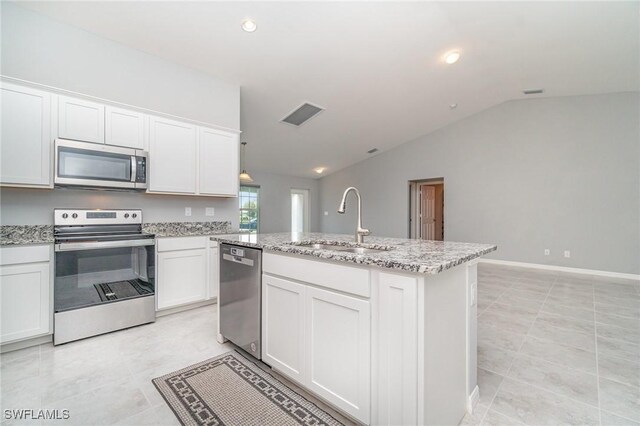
[{"left": 337, "top": 187, "right": 370, "bottom": 243}]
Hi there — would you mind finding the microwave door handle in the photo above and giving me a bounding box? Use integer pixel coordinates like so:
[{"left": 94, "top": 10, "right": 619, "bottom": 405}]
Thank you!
[{"left": 130, "top": 156, "right": 137, "bottom": 182}]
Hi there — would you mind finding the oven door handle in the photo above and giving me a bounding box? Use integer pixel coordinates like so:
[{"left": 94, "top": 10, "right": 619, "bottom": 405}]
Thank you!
[{"left": 55, "top": 239, "right": 155, "bottom": 252}]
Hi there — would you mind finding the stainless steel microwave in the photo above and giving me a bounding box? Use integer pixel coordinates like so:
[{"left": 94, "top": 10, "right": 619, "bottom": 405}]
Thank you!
[{"left": 54, "top": 139, "right": 148, "bottom": 190}]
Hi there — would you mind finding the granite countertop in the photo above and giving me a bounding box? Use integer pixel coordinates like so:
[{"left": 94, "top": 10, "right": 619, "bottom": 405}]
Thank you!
[
  {"left": 142, "top": 221, "right": 234, "bottom": 238},
  {"left": 211, "top": 232, "right": 497, "bottom": 274},
  {"left": 1, "top": 225, "right": 54, "bottom": 246},
  {"left": 1, "top": 221, "right": 234, "bottom": 246}
]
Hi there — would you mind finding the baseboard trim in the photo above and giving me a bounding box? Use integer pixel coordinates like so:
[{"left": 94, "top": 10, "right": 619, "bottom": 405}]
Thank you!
[
  {"left": 156, "top": 299, "right": 216, "bottom": 318},
  {"left": 480, "top": 259, "right": 640, "bottom": 281},
  {"left": 1, "top": 334, "right": 52, "bottom": 354},
  {"left": 467, "top": 385, "right": 480, "bottom": 413}
]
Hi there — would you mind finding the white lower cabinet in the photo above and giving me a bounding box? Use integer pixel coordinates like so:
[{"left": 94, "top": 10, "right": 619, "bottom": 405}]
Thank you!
[
  {"left": 262, "top": 273, "right": 371, "bottom": 424},
  {"left": 156, "top": 237, "right": 208, "bottom": 310},
  {"left": 0, "top": 246, "right": 52, "bottom": 344},
  {"left": 262, "top": 275, "right": 306, "bottom": 383},
  {"left": 305, "top": 286, "right": 371, "bottom": 424}
]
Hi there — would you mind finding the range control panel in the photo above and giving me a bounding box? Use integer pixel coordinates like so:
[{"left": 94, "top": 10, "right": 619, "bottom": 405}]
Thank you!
[{"left": 54, "top": 209, "right": 143, "bottom": 226}]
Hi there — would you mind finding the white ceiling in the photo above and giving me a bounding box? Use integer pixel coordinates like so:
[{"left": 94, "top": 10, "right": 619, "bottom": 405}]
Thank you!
[{"left": 19, "top": 1, "right": 640, "bottom": 178}]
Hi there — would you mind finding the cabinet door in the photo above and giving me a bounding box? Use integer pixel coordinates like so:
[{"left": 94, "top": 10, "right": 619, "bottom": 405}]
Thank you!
[
  {"left": 198, "top": 127, "right": 239, "bottom": 196},
  {"left": 305, "top": 286, "right": 371, "bottom": 424},
  {"left": 0, "top": 262, "right": 51, "bottom": 343},
  {"left": 1, "top": 83, "right": 52, "bottom": 187},
  {"left": 149, "top": 116, "right": 196, "bottom": 194},
  {"left": 208, "top": 247, "right": 219, "bottom": 300},
  {"left": 262, "top": 275, "right": 306, "bottom": 384},
  {"left": 157, "top": 249, "right": 207, "bottom": 309},
  {"left": 58, "top": 96, "right": 105, "bottom": 143},
  {"left": 105, "top": 106, "right": 145, "bottom": 149}
]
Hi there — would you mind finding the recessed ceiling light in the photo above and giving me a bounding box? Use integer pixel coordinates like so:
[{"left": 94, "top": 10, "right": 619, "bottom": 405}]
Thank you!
[
  {"left": 314, "top": 167, "right": 326, "bottom": 174},
  {"left": 449, "top": 103, "right": 458, "bottom": 109},
  {"left": 241, "top": 19, "right": 257, "bottom": 32},
  {"left": 444, "top": 51, "right": 461, "bottom": 64}
]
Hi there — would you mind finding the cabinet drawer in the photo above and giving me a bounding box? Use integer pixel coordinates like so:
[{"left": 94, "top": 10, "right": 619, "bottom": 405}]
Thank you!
[
  {"left": 0, "top": 245, "right": 51, "bottom": 266},
  {"left": 157, "top": 236, "right": 207, "bottom": 252},
  {"left": 263, "top": 252, "right": 370, "bottom": 298}
]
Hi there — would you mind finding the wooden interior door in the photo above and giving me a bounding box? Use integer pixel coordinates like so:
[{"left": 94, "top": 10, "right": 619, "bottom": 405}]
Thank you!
[{"left": 420, "top": 185, "right": 436, "bottom": 240}]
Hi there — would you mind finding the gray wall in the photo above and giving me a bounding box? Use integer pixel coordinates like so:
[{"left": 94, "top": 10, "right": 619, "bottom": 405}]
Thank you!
[
  {"left": 0, "top": 187, "right": 239, "bottom": 226},
  {"left": 320, "top": 93, "right": 640, "bottom": 274},
  {"left": 0, "top": 170, "right": 321, "bottom": 229},
  {"left": 1, "top": 2, "right": 240, "bottom": 129},
  {"left": 249, "top": 172, "right": 320, "bottom": 233}
]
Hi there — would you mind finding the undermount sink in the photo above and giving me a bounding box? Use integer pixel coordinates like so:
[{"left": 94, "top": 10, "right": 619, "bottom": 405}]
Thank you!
[{"left": 295, "top": 242, "right": 391, "bottom": 254}]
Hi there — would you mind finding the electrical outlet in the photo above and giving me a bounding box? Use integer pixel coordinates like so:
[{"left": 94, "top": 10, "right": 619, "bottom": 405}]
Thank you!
[
  {"left": 185, "top": 207, "right": 192, "bottom": 217},
  {"left": 564, "top": 250, "right": 571, "bottom": 258},
  {"left": 205, "top": 208, "right": 215, "bottom": 217},
  {"left": 324, "top": 211, "right": 329, "bottom": 216},
  {"left": 544, "top": 249, "right": 550, "bottom": 256}
]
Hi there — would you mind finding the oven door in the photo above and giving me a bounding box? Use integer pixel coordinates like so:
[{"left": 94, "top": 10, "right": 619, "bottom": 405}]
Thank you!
[
  {"left": 54, "top": 139, "right": 144, "bottom": 189},
  {"left": 54, "top": 238, "right": 155, "bottom": 313}
]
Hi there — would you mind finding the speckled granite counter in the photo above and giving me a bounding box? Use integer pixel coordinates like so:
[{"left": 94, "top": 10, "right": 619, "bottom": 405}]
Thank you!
[
  {"left": 1, "top": 225, "right": 54, "bottom": 246},
  {"left": 143, "top": 221, "right": 233, "bottom": 238},
  {"left": 211, "top": 232, "right": 497, "bottom": 274}
]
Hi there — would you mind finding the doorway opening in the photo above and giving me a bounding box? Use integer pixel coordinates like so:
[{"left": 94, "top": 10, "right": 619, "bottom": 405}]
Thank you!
[
  {"left": 291, "top": 188, "right": 310, "bottom": 233},
  {"left": 409, "top": 178, "right": 444, "bottom": 241}
]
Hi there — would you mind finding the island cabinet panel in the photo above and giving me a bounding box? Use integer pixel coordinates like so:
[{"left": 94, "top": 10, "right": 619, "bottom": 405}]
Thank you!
[
  {"left": 148, "top": 116, "right": 197, "bottom": 194},
  {"left": 305, "top": 286, "right": 370, "bottom": 424},
  {"left": 262, "top": 252, "right": 370, "bottom": 297},
  {"left": 58, "top": 95, "right": 105, "bottom": 144},
  {"left": 262, "top": 275, "right": 306, "bottom": 384},
  {"left": 1, "top": 83, "right": 52, "bottom": 187},
  {"left": 376, "top": 272, "right": 419, "bottom": 426}
]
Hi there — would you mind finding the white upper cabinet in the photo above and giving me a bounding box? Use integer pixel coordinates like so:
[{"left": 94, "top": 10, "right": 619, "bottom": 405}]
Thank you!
[
  {"left": 105, "top": 106, "right": 146, "bottom": 150},
  {"left": 198, "top": 127, "right": 239, "bottom": 196},
  {"left": 1, "top": 83, "right": 52, "bottom": 187},
  {"left": 148, "top": 116, "right": 197, "bottom": 194},
  {"left": 58, "top": 95, "right": 105, "bottom": 143}
]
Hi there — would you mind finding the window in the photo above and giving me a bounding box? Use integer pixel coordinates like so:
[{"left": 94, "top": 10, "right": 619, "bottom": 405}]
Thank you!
[
  {"left": 239, "top": 185, "right": 259, "bottom": 233},
  {"left": 291, "top": 189, "right": 310, "bottom": 233}
]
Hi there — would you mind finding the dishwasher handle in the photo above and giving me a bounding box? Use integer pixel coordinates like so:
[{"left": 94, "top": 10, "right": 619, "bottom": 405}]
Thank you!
[{"left": 222, "top": 253, "right": 255, "bottom": 267}]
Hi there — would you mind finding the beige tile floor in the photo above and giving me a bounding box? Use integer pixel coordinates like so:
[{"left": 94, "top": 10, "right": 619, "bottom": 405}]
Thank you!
[
  {"left": 462, "top": 264, "right": 640, "bottom": 426},
  {"left": 1, "top": 264, "right": 638, "bottom": 425}
]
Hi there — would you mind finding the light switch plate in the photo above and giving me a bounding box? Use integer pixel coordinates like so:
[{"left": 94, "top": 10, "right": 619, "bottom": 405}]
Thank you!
[
  {"left": 185, "top": 207, "right": 192, "bottom": 217},
  {"left": 324, "top": 211, "right": 329, "bottom": 216},
  {"left": 206, "top": 208, "right": 215, "bottom": 217}
]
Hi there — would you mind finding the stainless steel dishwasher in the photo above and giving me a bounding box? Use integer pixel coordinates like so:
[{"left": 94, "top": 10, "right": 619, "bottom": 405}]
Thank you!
[{"left": 219, "top": 243, "right": 262, "bottom": 359}]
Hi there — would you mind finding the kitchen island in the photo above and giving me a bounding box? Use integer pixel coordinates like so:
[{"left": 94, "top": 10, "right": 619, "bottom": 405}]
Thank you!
[{"left": 211, "top": 232, "right": 496, "bottom": 426}]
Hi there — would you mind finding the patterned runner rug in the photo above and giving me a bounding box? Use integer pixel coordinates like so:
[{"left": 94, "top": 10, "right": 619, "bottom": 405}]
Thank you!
[{"left": 153, "top": 351, "right": 344, "bottom": 426}]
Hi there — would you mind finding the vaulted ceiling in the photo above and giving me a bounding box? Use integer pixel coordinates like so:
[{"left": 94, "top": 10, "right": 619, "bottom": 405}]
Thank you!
[{"left": 19, "top": 1, "right": 640, "bottom": 177}]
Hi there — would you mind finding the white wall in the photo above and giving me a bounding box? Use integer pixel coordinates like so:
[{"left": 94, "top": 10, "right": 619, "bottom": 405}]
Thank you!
[
  {"left": 320, "top": 93, "right": 640, "bottom": 275},
  {"left": 1, "top": 2, "right": 240, "bottom": 129},
  {"left": 248, "top": 172, "right": 320, "bottom": 233}
]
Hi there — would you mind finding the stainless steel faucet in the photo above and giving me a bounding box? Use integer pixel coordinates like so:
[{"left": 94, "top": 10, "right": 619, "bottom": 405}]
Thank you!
[{"left": 337, "top": 187, "right": 370, "bottom": 243}]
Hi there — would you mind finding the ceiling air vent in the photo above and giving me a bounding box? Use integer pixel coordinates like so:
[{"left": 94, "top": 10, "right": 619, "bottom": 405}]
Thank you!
[
  {"left": 281, "top": 102, "right": 324, "bottom": 126},
  {"left": 367, "top": 148, "right": 379, "bottom": 154},
  {"left": 523, "top": 88, "right": 544, "bottom": 95}
]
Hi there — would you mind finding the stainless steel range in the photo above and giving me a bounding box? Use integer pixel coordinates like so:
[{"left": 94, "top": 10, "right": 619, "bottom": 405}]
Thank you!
[{"left": 53, "top": 209, "right": 155, "bottom": 345}]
